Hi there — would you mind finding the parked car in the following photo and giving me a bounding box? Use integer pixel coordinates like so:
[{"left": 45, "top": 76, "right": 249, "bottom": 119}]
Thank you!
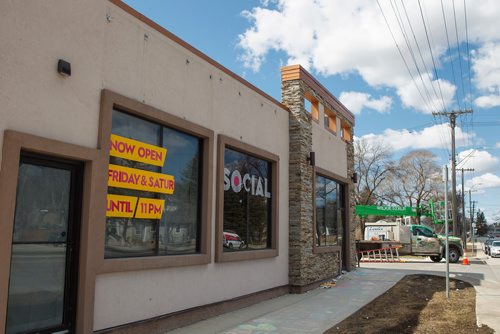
[
  {"left": 484, "top": 239, "right": 495, "bottom": 255},
  {"left": 489, "top": 240, "right": 500, "bottom": 258},
  {"left": 223, "top": 231, "right": 246, "bottom": 249}
]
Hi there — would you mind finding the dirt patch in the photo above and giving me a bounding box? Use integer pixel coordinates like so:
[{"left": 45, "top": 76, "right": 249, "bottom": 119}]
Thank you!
[{"left": 325, "top": 274, "right": 494, "bottom": 334}]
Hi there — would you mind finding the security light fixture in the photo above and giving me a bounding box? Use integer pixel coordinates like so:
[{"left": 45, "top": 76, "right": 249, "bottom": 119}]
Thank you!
[
  {"left": 307, "top": 151, "right": 315, "bottom": 166},
  {"left": 352, "top": 172, "right": 358, "bottom": 184},
  {"left": 57, "top": 59, "right": 71, "bottom": 77}
]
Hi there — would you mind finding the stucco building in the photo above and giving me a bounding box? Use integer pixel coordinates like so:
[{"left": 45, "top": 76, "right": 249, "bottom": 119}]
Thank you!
[{"left": 0, "top": 1, "right": 355, "bottom": 333}]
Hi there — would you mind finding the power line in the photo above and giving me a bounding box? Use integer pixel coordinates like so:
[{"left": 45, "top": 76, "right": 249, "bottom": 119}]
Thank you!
[
  {"left": 452, "top": 0, "right": 467, "bottom": 110},
  {"left": 456, "top": 148, "right": 475, "bottom": 167},
  {"left": 376, "top": 0, "right": 434, "bottom": 113},
  {"left": 463, "top": 0, "right": 473, "bottom": 111},
  {"left": 440, "top": 0, "right": 461, "bottom": 110},
  {"left": 418, "top": 0, "right": 447, "bottom": 112},
  {"left": 399, "top": 0, "right": 443, "bottom": 112},
  {"left": 391, "top": 0, "right": 441, "bottom": 112},
  {"left": 470, "top": 121, "right": 500, "bottom": 127}
]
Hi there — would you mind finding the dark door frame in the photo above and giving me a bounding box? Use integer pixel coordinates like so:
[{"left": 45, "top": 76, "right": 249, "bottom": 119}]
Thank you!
[{"left": 6, "top": 153, "right": 83, "bottom": 334}]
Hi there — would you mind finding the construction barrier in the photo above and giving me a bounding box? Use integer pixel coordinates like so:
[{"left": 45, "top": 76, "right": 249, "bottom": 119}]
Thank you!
[{"left": 462, "top": 251, "right": 469, "bottom": 265}]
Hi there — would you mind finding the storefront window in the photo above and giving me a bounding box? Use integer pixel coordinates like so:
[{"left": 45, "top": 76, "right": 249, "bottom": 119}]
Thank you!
[
  {"left": 315, "top": 175, "right": 345, "bottom": 247},
  {"left": 105, "top": 110, "right": 201, "bottom": 258},
  {"left": 223, "top": 148, "right": 272, "bottom": 251}
]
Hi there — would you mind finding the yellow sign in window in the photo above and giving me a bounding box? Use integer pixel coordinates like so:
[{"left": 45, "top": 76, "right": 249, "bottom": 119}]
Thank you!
[
  {"left": 106, "top": 194, "right": 138, "bottom": 218},
  {"left": 110, "top": 134, "right": 167, "bottom": 167},
  {"left": 108, "top": 164, "right": 175, "bottom": 194},
  {"left": 106, "top": 194, "right": 165, "bottom": 220},
  {"left": 135, "top": 198, "right": 165, "bottom": 219}
]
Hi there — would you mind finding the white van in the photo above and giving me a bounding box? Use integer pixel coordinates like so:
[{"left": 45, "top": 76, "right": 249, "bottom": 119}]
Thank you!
[{"left": 223, "top": 231, "right": 246, "bottom": 249}]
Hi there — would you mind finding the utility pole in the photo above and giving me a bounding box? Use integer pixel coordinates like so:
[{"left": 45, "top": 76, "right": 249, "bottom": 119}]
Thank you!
[
  {"left": 459, "top": 168, "right": 474, "bottom": 248},
  {"left": 443, "top": 165, "right": 450, "bottom": 299},
  {"left": 433, "top": 109, "right": 473, "bottom": 236},
  {"left": 469, "top": 194, "right": 476, "bottom": 255}
]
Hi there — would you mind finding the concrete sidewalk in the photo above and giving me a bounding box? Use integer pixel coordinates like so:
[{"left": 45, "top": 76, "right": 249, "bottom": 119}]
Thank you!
[
  {"left": 170, "top": 254, "right": 500, "bottom": 334},
  {"left": 169, "top": 268, "right": 405, "bottom": 334}
]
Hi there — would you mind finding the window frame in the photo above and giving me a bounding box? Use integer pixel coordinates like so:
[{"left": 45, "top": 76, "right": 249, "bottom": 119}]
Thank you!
[
  {"left": 304, "top": 91, "right": 319, "bottom": 122},
  {"left": 340, "top": 121, "right": 352, "bottom": 142},
  {"left": 323, "top": 107, "right": 337, "bottom": 135},
  {"left": 312, "top": 166, "right": 348, "bottom": 254},
  {"left": 98, "top": 89, "right": 214, "bottom": 272},
  {"left": 215, "top": 135, "right": 279, "bottom": 262}
]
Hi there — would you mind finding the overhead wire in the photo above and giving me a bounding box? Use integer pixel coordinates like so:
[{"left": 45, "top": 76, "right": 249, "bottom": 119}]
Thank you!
[
  {"left": 463, "top": 0, "right": 473, "bottom": 110},
  {"left": 390, "top": 0, "right": 439, "bottom": 112},
  {"left": 451, "top": 0, "right": 473, "bottom": 152},
  {"left": 463, "top": 0, "right": 475, "bottom": 151},
  {"left": 377, "top": 0, "right": 478, "bottom": 160},
  {"left": 452, "top": 0, "right": 467, "bottom": 111},
  {"left": 418, "top": 0, "right": 453, "bottom": 157},
  {"left": 399, "top": 0, "right": 444, "bottom": 112},
  {"left": 418, "top": 0, "right": 448, "bottom": 112},
  {"left": 376, "top": 0, "right": 434, "bottom": 114},
  {"left": 440, "top": 0, "right": 461, "bottom": 110}
]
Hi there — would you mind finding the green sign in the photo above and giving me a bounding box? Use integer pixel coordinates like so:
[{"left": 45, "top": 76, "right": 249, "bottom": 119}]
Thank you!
[{"left": 355, "top": 205, "right": 417, "bottom": 217}]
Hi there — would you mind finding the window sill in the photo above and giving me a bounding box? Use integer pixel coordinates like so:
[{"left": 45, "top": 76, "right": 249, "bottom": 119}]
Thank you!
[
  {"left": 325, "top": 128, "right": 337, "bottom": 136},
  {"left": 215, "top": 248, "right": 278, "bottom": 263},
  {"left": 100, "top": 252, "right": 211, "bottom": 273}
]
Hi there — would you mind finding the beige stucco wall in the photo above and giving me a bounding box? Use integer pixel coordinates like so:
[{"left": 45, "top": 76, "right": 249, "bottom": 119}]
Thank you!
[
  {"left": 311, "top": 104, "right": 348, "bottom": 178},
  {"left": 0, "top": 0, "right": 289, "bottom": 331}
]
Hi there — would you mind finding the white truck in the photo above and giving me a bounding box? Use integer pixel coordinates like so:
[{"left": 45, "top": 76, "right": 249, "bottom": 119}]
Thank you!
[{"left": 359, "top": 220, "right": 463, "bottom": 263}]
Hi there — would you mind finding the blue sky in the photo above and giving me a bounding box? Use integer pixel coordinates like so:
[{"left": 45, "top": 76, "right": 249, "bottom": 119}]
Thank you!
[{"left": 123, "top": 0, "right": 500, "bottom": 223}]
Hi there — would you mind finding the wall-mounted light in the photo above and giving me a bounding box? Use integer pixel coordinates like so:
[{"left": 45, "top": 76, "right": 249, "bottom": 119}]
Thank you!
[
  {"left": 307, "top": 151, "right": 315, "bottom": 166},
  {"left": 57, "top": 59, "right": 71, "bottom": 77},
  {"left": 351, "top": 172, "right": 358, "bottom": 184}
]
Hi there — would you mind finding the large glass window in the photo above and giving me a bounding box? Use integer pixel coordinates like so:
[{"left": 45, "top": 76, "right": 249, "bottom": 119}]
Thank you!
[
  {"left": 105, "top": 110, "right": 202, "bottom": 258},
  {"left": 223, "top": 148, "right": 272, "bottom": 251},
  {"left": 315, "top": 175, "right": 345, "bottom": 247}
]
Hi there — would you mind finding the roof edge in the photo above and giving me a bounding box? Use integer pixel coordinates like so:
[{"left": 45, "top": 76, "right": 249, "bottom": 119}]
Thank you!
[{"left": 281, "top": 65, "right": 355, "bottom": 125}]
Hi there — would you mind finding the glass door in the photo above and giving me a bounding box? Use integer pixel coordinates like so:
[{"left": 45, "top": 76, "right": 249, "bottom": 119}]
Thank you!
[{"left": 6, "top": 154, "right": 82, "bottom": 334}]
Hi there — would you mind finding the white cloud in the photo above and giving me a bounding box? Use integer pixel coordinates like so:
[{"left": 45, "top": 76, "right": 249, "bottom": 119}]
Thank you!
[
  {"left": 472, "top": 43, "right": 500, "bottom": 92},
  {"left": 339, "top": 91, "right": 392, "bottom": 114},
  {"left": 496, "top": 142, "right": 500, "bottom": 149},
  {"left": 357, "top": 124, "right": 474, "bottom": 152},
  {"left": 472, "top": 42, "right": 500, "bottom": 108},
  {"left": 465, "top": 173, "right": 500, "bottom": 190},
  {"left": 457, "top": 149, "right": 499, "bottom": 173},
  {"left": 398, "top": 78, "right": 456, "bottom": 114},
  {"left": 474, "top": 95, "right": 500, "bottom": 108},
  {"left": 239, "top": 0, "right": 500, "bottom": 113}
]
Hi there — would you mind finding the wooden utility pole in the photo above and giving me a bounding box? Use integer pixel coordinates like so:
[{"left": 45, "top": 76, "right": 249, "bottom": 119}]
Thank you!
[
  {"left": 459, "top": 168, "right": 474, "bottom": 248},
  {"left": 433, "top": 109, "right": 473, "bottom": 236},
  {"left": 469, "top": 193, "right": 476, "bottom": 255}
]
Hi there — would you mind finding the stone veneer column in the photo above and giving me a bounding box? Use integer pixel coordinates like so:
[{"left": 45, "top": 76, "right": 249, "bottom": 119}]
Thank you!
[
  {"left": 345, "top": 131, "right": 357, "bottom": 270},
  {"left": 282, "top": 80, "right": 314, "bottom": 288},
  {"left": 283, "top": 79, "right": 357, "bottom": 291}
]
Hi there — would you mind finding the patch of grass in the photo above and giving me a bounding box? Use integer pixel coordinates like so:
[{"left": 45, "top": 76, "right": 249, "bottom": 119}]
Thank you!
[{"left": 325, "top": 274, "right": 494, "bottom": 334}]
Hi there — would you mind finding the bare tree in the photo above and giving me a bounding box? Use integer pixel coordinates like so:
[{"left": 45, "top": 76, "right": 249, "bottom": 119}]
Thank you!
[
  {"left": 379, "top": 150, "right": 441, "bottom": 223},
  {"left": 354, "top": 138, "right": 394, "bottom": 236}
]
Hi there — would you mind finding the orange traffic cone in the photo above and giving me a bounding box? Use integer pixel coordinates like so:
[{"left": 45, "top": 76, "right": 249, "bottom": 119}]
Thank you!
[{"left": 462, "top": 251, "right": 469, "bottom": 265}]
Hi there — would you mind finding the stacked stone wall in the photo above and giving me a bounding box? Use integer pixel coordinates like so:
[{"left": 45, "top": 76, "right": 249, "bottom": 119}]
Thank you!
[{"left": 283, "top": 78, "right": 355, "bottom": 288}]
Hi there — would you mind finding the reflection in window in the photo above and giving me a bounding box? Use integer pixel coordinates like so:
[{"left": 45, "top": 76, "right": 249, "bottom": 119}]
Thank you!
[
  {"left": 160, "top": 127, "right": 200, "bottom": 255},
  {"left": 105, "top": 110, "right": 202, "bottom": 258},
  {"left": 7, "top": 163, "right": 72, "bottom": 333},
  {"left": 315, "top": 175, "right": 345, "bottom": 247},
  {"left": 12, "top": 164, "right": 71, "bottom": 243},
  {"left": 223, "top": 148, "right": 272, "bottom": 252}
]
